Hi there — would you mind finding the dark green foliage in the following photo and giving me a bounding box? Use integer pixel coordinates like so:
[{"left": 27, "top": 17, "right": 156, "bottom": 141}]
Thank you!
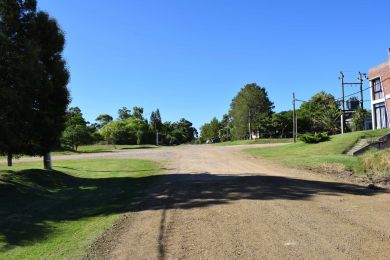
[
  {"left": 298, "top": 91, "right": 340, "bottom": 134},
  {"left": 61, "top": 107, "right": 92, "bottom": 150},
  {"left": 271, "top": 111, "right": 293, "bottom": 138},
  {"left": 229, "top": 83, "right": 274, "bottom": 140},
  {"left": 95, "top": 114, "right": 113, "bottom": 129},
  {"left": 100, "top": 108, "right": 196, "bottom": 146},
  {"left": 351, "top": 107, "right": 369, "bottom": 132},
  {"left": 0, "top": 0, "right": 70, "bottom": 161},
  {"left": 299, "top": 132, "right": 330, "bottom": 144},
  {"left": 150, "top": 109, "right": 162, "bottom": 131},
  {"left": 158, "top": 118, "right": 197, "bottom": 145},
  {"left": 132, "top": 106, "right": 144, "bottom": 120},
  {"left": 200, "top": 117, "right": 222, "bottom": 142},
  {"left": 171, "top": 118, "right": 198, "bottom": 144},
  {"left": 117, "top": 107, "right": 131, "bottom": 121},
  {"left": 219, "top": 114, "right": 232, "bottom": 141}
]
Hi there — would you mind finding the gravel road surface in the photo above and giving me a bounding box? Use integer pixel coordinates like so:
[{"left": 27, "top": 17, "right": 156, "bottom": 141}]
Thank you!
[{"left": 12, "top": 144, "right": 390, "bottom": 259}]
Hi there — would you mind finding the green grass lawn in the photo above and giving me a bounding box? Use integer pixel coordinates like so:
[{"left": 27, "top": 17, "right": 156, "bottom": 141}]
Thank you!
[
  {"left": 0, "top": 145, "right": 159, "bottom": 160},
  {"left": 216, "top": 138, "right": 293, "bottom": 146},
  {"left": 0, "top": 159, "right": 162, "bottom": 259},
  {"left": 245, "top": 129, "right": 390, "bottom": 173},
  {"left": 52, "top": 144, "right": 158, "bottom": 155}
]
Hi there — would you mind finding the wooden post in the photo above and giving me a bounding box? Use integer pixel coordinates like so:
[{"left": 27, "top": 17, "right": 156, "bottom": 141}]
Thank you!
[
  {"left": 358, "top": 72, "right": 364, "bottom": 109},
  {"left": 43, "top": 152, "right": 52, "bottom": 170},
  {"left": 7, "top": 153, "right": 12, "bottom": 167}
]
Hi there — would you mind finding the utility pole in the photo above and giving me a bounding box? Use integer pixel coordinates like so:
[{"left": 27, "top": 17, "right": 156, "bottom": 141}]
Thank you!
[
  {"left": 292, "top": 92, "right": 296, "bottom": 143},
  {"left": 248, "top": 109, "right": 252, "bottom": 140},
  {"left": 358, "top": 72, "right": 366, "bottom": 109},
  {"left": 339, "top": 71, "right": 345, "bottom": 134}
]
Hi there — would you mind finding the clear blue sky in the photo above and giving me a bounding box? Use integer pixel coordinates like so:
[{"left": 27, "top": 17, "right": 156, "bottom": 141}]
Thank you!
[{"left": 37, "top": 0, "right": 390, "bottom": 130}]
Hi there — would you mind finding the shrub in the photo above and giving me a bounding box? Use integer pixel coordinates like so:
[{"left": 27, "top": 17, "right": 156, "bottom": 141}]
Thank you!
[
  {"left": 358, "top": 149, "right": 390, "bottom": 177},
  {"left": 299, "top": 132, "right": 330, "bottom": 144}
]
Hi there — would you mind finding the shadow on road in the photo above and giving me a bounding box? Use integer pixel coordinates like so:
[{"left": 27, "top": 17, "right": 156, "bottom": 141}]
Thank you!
[{"left": 0, "top": 170, "right": 386, "bottom": 251}]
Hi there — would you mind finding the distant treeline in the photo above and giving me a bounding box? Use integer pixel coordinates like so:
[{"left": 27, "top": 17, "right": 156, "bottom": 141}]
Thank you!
[
  {"left": 61, "top": 106, "right": 198, "bottom": 150},
  {"left": 199, "top": 83, "right": 368, "bottom": 143}
]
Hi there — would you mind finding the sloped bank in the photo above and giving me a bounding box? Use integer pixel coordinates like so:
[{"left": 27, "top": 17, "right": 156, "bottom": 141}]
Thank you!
[{"left": 245, "top": 129, "right": 390, "bottom": 187}]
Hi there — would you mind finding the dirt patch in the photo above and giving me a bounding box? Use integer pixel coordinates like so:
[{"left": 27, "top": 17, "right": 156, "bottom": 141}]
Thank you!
[
  {"left": 84, "top": 214, "right": 133, "bottom": 260},
  {"left": 305, "top": 163, "right": 390, "bottom": 189}
]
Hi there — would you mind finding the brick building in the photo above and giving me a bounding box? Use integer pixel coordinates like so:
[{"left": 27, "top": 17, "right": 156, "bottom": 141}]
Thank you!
[{"left": 368, "top": 49, "right": 390, "bottom": 129}]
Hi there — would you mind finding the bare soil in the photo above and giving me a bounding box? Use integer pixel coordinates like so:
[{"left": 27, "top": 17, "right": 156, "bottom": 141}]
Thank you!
[{"left": 8, "top": 144, "right": 390, "bottom": 259}]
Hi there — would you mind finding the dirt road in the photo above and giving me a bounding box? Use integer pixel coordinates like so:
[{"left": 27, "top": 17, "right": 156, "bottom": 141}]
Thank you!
[
  {"left": 79, "top": 144, "right": 390, "bottom": 259},
  {"left": 18, "top": 144, "right": 390, "bottom": 259}
]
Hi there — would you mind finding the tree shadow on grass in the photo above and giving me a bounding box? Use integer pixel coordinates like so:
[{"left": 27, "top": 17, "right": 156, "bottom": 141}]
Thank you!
[
  {"left": 0, "top": 169, "right": 387, "bottom": 252},
  {"left": 55, "top": 165, "right": 156, "bottom": 173},
  {"left": 119, "top": 146, "right": 159, "bottom": 150}
]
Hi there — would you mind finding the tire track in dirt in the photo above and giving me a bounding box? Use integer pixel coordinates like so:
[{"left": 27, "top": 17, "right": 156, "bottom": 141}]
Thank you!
[{"left": 84, "top": 144, "right": 390, "bottom": 260}]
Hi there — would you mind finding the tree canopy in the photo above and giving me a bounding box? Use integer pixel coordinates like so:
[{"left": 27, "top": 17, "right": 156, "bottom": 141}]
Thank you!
[
  {"left": 298, "top": 91, "right": 341, "bottom": 134},
  {"left": 117, "top": 107, "right": 131, "bottom": 121},
  {"left": 200, "top": 117, "right": 221, "bottom": 141},
  {"left": 61, "top": 107, "right": 92, "bottom": 151},
  {"left": 229, "top": 83, "right": 274, "bottom": 140},
  {"left": 132, "top": 106, "right": 144, "bottom": 120},
  {"left": 95, "top": 114, "right": 113, "bottom": 129},
  {"left": 0, "top": 0, "right": 70, "bottom": 167}
]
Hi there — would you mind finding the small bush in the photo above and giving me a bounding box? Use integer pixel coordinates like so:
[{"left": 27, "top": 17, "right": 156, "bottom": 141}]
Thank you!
[{"left": 299, "top": 132, "right": 330, "bottom": 144}]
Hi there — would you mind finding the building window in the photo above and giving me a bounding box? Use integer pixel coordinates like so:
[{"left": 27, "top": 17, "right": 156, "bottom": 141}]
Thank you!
[
  {"left": 372, "top": 78, "right": 383, "bottom": 100},
  {"left": 374, "top": 102, "right": 388, "bottom": 129}
]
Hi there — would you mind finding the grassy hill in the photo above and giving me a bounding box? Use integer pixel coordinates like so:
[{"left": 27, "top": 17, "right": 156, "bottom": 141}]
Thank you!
[{"left": 245, "top": 129, "right": 390, "bottom": 174}]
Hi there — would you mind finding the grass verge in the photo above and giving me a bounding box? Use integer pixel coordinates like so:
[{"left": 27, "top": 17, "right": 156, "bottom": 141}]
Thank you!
[
  {"left": 245, "top": 129, "right": 390, "bottom": 174},
  {"left": 357, "top": 149, "right": 390, "bottom": 178},
  {"left": 216, "top": 138, "right": 292, "bottom": 146},
  {"left": 52, "top": 144, "right": 158, "bottom": 155},
  {"left": 0, "top": 159, "right": 162, "bottom": 259}
]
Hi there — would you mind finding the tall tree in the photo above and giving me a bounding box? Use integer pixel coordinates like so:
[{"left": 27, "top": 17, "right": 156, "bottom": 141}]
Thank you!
[
  {"left": 150, "top": 109, "right": 162, "bottom": 131},
  {"left": 200, "top": 117, "right": 221, "bottom": 142},
  {"left": 61, "top": 107, "right": 91, "bottom": 151},
  {"left": 229, "top": 83, "right": 274, "bottom": 140},
  {"left": 271, "top": 111, "right": 293, "bottom": 138},
  {"left": 95, "top": 114, "right": 113, "bottom": 129},
  {"left": 299, "top": 91, "right": 341, "bottom": 134},
  {"left": 0, "top": 0, "right": 35, "bottom": 166},
  {"left": 118, "top": 107, "right": 131, "bottom": 121},
  {"left": 30, "top": 11, "right": 70, "bottom": 164},
  {"left": 219, "top": 114, "right": 232, "bottom": 141},
  {"left": 132, "top": 106, "right": 144, "bottom": 120},
  {"left": 172, "top": 118, "right": 197, "bottom": 143},
  {"left": 0, "top": 0, "right": 70, "bottom": 168}
]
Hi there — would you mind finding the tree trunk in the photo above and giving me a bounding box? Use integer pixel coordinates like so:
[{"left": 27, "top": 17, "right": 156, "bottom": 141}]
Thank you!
[
  {"left": 7, "top": 153, "right": 12, "bottom": 167},
  {"left": 43, "top": 152, "right": 52, "bottom": 170}
]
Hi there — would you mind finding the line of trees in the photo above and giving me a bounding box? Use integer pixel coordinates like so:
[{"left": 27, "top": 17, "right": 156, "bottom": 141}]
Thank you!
[
  {"left": 0, "top": 0, "right": 70, "bottom": 167},
  {"left": 200, "top": 84, "right": 368, "bottom": 143},
  {"left": 61, "top": 106, "right": 198, "bottom": 150}
]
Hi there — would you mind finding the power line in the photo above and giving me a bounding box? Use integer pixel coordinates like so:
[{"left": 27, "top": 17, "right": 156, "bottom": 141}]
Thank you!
[{"left": 335, "top": 86, "right": 371, "bottom": 101}]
